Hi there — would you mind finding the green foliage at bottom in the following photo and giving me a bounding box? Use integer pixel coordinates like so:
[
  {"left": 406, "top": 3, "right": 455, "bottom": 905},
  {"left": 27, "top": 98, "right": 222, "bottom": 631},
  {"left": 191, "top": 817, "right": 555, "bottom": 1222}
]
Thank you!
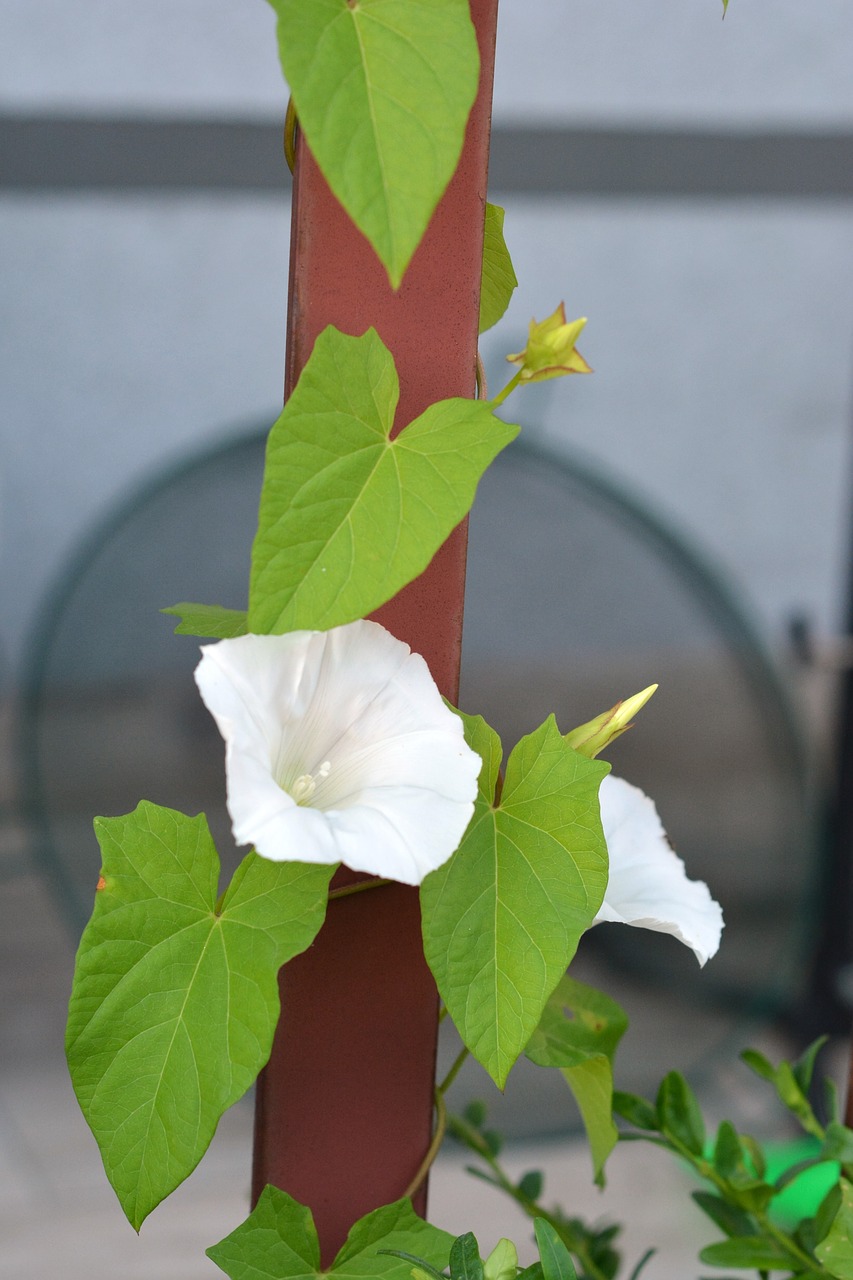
[{"left": 207, "top": 1188, "right": 454, "bottom": 1280}]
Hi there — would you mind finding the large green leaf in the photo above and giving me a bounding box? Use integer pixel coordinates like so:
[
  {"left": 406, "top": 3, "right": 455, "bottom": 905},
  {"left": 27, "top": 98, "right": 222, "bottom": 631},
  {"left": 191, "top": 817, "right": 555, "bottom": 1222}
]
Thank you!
[
  {"left": 66, "top": 802, "right": 333, "bottom": 1228},
  {"left": 525, "top": 976, "right": 627, "bottom": 1184},
  {"left": 248, "top": 327, "right": 518, "bottom": 635},
  {"left": 817, "top": 1179, "right": 853, "bottom": 1279},
  {"left": 207, "top": 1187, "right": 454, "bottom": 1280},
  {"left": 479, "top": 203, "right": 517, "bottom": 335},
  {"left": 268, "top": 0, "right": 479, "bottom": 288},
  {"left": 421, "top": 714, "right": 609, "bottom": 1088}
]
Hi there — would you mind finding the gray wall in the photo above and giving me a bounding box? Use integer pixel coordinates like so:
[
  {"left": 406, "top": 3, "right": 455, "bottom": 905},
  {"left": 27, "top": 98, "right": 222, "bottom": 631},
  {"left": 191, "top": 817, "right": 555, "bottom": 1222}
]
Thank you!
[{"left": 2, "top": 0, "right": 852, "bottom": 686}]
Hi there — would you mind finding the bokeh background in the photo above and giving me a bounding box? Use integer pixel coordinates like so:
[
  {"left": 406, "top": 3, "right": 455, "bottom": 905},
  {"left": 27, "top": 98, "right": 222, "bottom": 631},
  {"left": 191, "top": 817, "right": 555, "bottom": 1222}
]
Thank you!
[{"left": 2, "top": 2, "right": 853, "bottom": 1276}]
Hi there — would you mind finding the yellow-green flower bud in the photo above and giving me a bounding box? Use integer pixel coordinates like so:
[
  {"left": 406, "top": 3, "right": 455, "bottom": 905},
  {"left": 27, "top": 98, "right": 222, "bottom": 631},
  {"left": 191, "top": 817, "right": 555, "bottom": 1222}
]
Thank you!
[
  {"left": 564, "top": 684, "right": 658, "bottom": 758},
  {"left": 506, "top": 303, "right": 592, "bottom": 382}
]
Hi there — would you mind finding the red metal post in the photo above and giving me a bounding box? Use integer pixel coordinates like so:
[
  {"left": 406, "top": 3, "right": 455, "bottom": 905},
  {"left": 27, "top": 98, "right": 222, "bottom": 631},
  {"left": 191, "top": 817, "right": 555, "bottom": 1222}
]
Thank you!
[{"left": 251, "top": 0, "right": 500, "bottom": 1260}]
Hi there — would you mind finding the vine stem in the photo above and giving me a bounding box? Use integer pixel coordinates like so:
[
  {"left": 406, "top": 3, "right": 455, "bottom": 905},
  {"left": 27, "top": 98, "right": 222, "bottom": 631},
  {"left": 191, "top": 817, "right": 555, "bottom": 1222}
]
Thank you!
[
  {"left": 404, "top": 1089, "right": 448, "bottom": 1201},
  {"left": 438, "top": 1045, "right": 470, "bottom": 1096},
  {"left": 402, "top": 1047, "right": 471, "bottom": 1200},
  {"left": 327, "top": 877, "right": 392, "bottom": 901}
]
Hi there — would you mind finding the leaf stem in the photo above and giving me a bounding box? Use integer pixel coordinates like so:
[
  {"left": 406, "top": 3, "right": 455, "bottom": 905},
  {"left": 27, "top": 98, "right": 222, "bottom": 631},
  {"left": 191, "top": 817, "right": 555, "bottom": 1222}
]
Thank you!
[
  {"left": 491, "top": 369, "right": 523, "bottom": 408},
  {"left": 404, "top": 1088, "right": 448, "bottom": 1200},
  {"left": 438, "top": 1045, "right": 470, "bottom": 1096},
  {"left": 328, "top": 877, "right": 392, "bottom": 901}
]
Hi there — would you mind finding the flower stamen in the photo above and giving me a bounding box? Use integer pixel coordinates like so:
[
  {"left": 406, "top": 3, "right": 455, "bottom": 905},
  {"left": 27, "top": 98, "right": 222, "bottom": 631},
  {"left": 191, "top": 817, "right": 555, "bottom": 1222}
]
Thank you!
[{"left": 291, "top": 761, "right": 331, "bottom": 805}]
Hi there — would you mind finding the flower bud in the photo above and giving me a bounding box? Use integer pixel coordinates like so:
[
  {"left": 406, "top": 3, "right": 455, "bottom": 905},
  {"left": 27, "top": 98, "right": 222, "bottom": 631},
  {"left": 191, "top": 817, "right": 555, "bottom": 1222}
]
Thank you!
[
  {"left": 565, "top": 684, "right": 658, "bottom": 758},
  {"left": 506, "top": 303, "right": 592, "bottom": 382}
]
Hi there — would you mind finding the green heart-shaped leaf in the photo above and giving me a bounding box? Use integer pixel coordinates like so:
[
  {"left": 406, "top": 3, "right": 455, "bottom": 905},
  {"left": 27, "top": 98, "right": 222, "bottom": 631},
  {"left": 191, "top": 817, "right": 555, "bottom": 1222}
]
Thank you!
[
  {"left": 207, "top": 1187, "right": 454, "bottom": 1280},
  {"left": 66, "top": 802, "right": 333, "bottom": 1228},
  {"left": 248, "top": 326, "right": 518, "bottom": 635},
  {"left": 421, "top": 713, "right": 609, "bottom": 1088},
  {"left": 268, "top": 0, "right": 480, "bottom": 288}
]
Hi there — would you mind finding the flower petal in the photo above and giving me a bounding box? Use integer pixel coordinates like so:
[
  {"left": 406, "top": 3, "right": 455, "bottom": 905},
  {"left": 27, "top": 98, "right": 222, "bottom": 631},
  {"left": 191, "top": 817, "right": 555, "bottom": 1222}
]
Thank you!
[
  {"left": 194, "top": 621, "right": 480, "bottom": 885},
  {"left": 595, "top": 775, "right": 724, "bottom": 966}
]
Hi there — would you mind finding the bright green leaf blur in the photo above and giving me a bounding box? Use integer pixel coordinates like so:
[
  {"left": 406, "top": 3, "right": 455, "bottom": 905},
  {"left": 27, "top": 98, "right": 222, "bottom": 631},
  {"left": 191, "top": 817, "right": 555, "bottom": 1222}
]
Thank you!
[
  {"left": 66, "top": 802, "right": 333, "bottom": 1228},
  {"left": 162, "top": 602, "right": 248, "bottom": 638},
  {"left": 248, "top": 327, "right": 518, "bottom": 635},
  {"left": 421, "top": 715, "right": 609, "bottom": 1088},
  {"left": 267, "top": 0, "right": 479, "bottom": 288},
  {"left": 207, "top": 1186, "right": 454, "bottom": 1280},
  {"left": 479, "top": 204, "right": 518, "bottom": 335}
]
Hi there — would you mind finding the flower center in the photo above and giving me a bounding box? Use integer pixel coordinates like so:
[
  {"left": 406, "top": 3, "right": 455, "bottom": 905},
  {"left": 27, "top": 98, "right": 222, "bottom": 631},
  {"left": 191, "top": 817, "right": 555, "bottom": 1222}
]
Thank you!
[{"left": 290, "top": 760, "right": 331, "bottom": 805}]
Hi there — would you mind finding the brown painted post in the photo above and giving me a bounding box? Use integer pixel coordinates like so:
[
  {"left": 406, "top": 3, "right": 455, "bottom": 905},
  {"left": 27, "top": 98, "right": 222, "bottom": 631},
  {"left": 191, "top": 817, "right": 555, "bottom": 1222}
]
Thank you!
[{"left": 251, "top": 0, "right": 500, "bottom": 1261}]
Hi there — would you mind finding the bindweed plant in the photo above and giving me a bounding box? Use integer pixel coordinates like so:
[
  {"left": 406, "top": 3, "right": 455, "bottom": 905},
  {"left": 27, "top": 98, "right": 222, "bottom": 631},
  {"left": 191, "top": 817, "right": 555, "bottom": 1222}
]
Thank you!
[{"left": 62, "top": 2, "right": 838, "bottom": 1279}]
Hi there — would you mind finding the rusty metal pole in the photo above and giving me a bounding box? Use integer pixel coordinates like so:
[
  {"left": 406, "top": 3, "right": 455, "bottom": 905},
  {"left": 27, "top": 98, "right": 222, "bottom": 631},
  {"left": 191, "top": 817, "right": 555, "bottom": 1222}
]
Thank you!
[{"left": 251, "top": 0, "right": 500, "bottom": 1262}]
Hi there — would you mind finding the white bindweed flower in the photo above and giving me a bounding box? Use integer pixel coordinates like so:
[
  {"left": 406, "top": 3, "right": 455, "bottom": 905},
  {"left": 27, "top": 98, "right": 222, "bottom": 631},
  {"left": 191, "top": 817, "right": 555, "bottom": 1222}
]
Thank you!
[
  {"left": 595, "top": 775, "right": 724, "bottom": 966},
  {"left": 194, "top": 621, "right": 481, "bottom": 886}
]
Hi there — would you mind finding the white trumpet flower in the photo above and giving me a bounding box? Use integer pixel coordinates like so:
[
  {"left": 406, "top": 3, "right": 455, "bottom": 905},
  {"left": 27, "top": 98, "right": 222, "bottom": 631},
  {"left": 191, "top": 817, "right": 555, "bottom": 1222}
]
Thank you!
[
  {"left": 194, "top": 621, "right": 481, "bottom": 886},
  {"left": 595, "top": 775, "right": 724, "bottom": 966}
]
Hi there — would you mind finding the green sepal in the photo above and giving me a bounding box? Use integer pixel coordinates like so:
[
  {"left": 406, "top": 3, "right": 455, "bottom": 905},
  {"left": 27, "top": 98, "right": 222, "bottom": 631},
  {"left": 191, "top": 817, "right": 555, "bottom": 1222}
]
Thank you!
[
  {"left": 161, "top": 602, "right": 248, "bottom": 638},
  {"left": 267, "top": 0, "right": 480, "bottom": 288},
  {"left": 248, "top": 327, "right": 518, "bottom": 635},
  {"left": 207, "top": 1186, "right": 455, "bottom": 1280},
  {"left": 66, "top": 802, "right": 333, "bottom": 1228},
  {"left": 479, "top": 204, "right": 518, "bottom": 334},
  {"left": 421, "top": 714, "right": 609, "bottom": 1088}
]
